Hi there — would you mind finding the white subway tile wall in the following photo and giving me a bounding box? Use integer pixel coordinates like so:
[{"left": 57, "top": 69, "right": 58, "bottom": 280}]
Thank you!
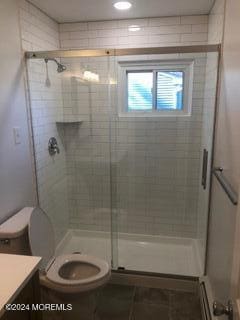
[
  {"left": 60, "top": 57, "right": 113, "bottom": 232},
  {"left": 207, "top": 0, "right": 225, "bottom": 44},
  {"left": 19, "top": 0, "right": 59, "bottom": 51},
  {"left": 19, "top": 0, "right": 69, "bottom": 244},
  {"left": 59, "top": 15, "right": 208, "bottom": 49}
]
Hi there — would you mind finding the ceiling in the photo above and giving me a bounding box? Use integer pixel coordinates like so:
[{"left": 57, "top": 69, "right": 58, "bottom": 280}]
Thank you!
[{"left": 29, "top": 0, "right": 215, "bottom": 23}]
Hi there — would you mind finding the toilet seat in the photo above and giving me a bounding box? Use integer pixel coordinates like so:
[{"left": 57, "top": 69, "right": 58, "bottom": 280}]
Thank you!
[
  {"left": 45, "top": 254, "right": 110, "bottom": 292},
  {"left": 28, "top": 208, "right": 111, "bottom": 293}
]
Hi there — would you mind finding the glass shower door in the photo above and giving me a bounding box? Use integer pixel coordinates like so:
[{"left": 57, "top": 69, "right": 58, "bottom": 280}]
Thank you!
[
  {"left": 60, "top": 55, "right": 119, "bottom": 267},
  {"left": 110, "top": 50, "right": 219, "bottom": 276},
  {"left": 27, "top": 54, "right": 118, "bottom": 267}
]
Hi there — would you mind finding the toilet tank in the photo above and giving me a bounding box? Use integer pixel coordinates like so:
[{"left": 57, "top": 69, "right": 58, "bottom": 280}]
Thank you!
[{"left": 0, "top": 207, "right": 33, "bottom": 255}]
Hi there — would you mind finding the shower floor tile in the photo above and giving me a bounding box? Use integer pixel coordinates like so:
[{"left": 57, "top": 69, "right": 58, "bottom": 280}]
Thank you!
[{"left": 56, "top": 230, "right": 203, "bottom": 277}]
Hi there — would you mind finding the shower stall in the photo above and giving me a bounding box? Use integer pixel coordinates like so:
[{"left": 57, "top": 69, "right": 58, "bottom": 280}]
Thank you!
[{"left": 26, "top": 45, "right": 220, "bottom": 277}]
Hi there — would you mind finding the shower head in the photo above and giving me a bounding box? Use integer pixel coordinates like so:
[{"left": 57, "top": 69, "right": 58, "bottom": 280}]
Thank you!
[
  {"left": 57, "top": 62, "right": 66, "bottom": 73},
  {"left": 44, "top": 58, "right": 66, "bottom": 73}
]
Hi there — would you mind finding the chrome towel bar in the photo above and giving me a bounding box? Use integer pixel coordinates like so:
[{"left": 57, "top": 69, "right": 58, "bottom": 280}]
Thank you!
[{"left": 212, "top": 167, "right": 238, "bottom": 205}]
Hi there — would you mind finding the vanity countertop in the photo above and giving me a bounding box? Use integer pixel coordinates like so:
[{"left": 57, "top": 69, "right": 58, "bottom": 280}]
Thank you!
[{"left": 0, "top": 253, "right": 41, "bottom": 317}]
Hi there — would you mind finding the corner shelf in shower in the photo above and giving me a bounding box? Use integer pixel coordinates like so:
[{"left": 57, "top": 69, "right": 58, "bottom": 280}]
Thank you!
[{"left": 56, "top": 120, "right": 83, "bottom": 125}]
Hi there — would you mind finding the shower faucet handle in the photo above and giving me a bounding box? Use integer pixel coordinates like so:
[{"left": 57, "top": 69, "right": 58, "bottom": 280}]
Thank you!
[{"left": 48, "top": 137, "right": 60, "bottom": 156}]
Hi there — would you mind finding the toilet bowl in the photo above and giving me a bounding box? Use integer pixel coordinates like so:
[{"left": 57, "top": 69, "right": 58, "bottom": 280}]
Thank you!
[
  {"left": 0, "top": 207, "right": 111, "bottom": 294},
  {"left": 40, "top": 254, "right": 110, "bottom": 293},
  {"left": 28, "top": 207, "right": 111, "bottom": 293}
]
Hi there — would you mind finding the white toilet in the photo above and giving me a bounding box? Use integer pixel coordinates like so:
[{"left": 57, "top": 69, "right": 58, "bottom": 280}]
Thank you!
[{"left": 0, "top": 207, "right": 111, "bottom": 294}]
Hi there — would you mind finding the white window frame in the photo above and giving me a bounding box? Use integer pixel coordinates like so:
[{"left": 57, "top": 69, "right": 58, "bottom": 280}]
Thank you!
[{"left": 118, "top": 59, "right": 194, "bottom": 117}]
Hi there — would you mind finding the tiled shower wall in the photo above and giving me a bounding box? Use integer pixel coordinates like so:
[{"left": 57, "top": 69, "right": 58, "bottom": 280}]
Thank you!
[
  {"left": 59, "top": 15, "right": 208, "bottom": 49},
  {"left": 59, "top": 15, "right": 210, "bottom": 238},
  {"left": 207, "top": 0, "right": 225, "bottom": 44},
  {"left": 60, "top": 57, "right": 113, "bottom": 232},
  {"left": 19, "top": 0, "right": 69, "bottom": 244}
]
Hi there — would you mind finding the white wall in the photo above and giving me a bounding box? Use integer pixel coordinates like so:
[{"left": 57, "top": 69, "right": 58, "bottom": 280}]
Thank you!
[{"left": 0, "top": 0, "right": 36, "bottom": 224}]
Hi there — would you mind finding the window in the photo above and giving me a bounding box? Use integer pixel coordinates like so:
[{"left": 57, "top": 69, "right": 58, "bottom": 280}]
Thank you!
[
  {"left": 118, "top": 60, "right": 193, "bottom": 116},
  {"left": 156, "top": 71, "right": 183, "bottom": 110},
  {"left": 128, "top": 72, "right": 153, "bottom": 111}
]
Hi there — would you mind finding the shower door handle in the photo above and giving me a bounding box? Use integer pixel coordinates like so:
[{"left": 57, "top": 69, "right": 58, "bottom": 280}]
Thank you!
[{"left": 201, "top": 149, "right": 208, "bottom": 190}]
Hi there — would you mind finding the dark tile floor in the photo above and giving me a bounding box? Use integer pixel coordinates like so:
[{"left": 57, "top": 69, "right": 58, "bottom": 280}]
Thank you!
[{"left": 94, "top": 284, "right": 202, "bottom": 320}]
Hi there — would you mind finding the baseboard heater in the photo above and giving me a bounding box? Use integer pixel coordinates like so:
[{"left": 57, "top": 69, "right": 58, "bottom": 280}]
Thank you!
[{"left": 199, "top": 281, "right": 212, "bottom": 320}]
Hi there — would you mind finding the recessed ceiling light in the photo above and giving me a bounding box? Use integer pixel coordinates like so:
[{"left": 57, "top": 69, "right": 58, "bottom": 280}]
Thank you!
[
  {"left": 128, "top": 25, "right": 141, "bottom": 32},
  {"left": 114, "top": 1, "right": 132, "bottom": 10}
]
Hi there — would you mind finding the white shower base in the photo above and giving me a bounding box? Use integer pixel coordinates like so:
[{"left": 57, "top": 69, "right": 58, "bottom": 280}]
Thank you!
[{"left": 56, "top": 230, "right": 203, "bottom": 277}]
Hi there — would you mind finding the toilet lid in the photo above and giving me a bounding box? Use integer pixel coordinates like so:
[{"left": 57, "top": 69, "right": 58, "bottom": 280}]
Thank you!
[{"left": 28, "top": 207, "right": 55, "bottom": 270}]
